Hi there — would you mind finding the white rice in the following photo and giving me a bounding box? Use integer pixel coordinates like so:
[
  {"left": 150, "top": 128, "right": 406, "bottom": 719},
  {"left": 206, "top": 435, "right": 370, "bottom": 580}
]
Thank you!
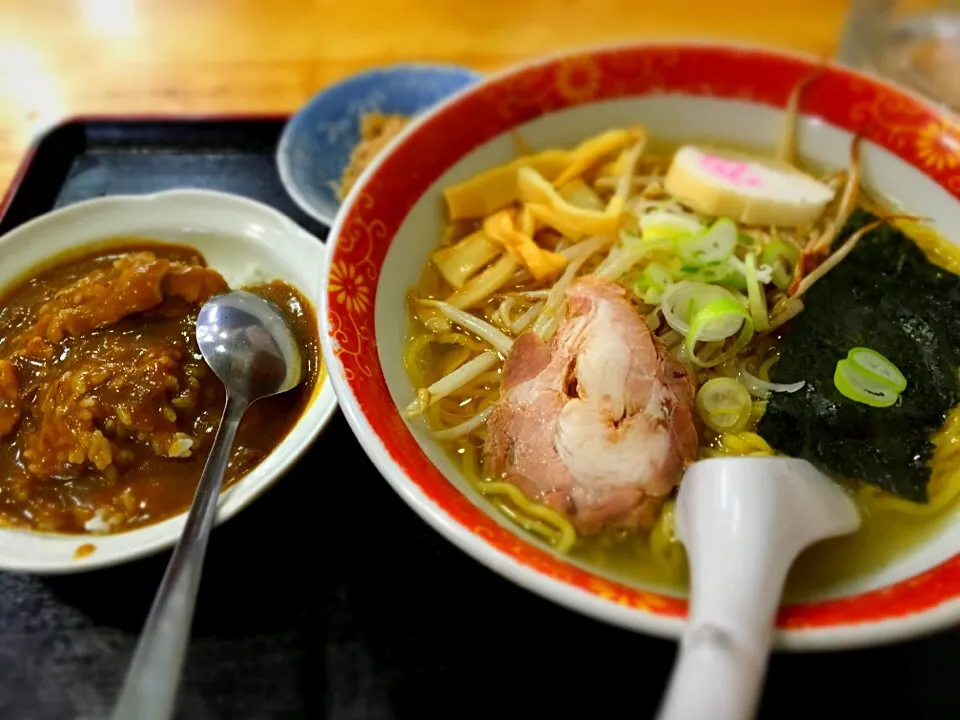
[
  {"left": 83, "top": 508, "right": 116, "bottom": 534},
  {"left": 221, "top": 262, "right": 271, "bottom": 289}
]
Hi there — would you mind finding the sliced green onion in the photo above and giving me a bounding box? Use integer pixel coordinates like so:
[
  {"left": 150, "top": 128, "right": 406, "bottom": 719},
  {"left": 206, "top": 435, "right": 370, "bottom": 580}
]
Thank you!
[
  {"left": 744, "top": 252, "right": 770, "bottom": 331},
  {"left": 847, "top": 347, "right": 908, "bottom": 392},
  {"left": 770, "top": 259, "right": 792, "bottom": 290},
  {"left": 834, "top": 358, "right": 900, "bottom": 408},
  {"left": 719, "top": 266, "right": 748, "bottom": 290},
  {"left": 642, "top": 286, "right": 664, "bottom": 305},
  {"left": 685, "top": 263, "right": 732, "bottom": 284},
  {"left": 639, "top": 210, "right": 703, "bottom": 240},
  {"left": 677, "top": 218, "right": 738, "bottom": 266},
  {"left": 696, "top": 377, "right": 753, "bottom": 432},
  {"left": 619, "top": 228, "right": 673, "bottom": 251},
  {"left": 666, "top": 257, "right": 687, "bottom": 277},
  {"left": 762, "top": 239, "right": 799, "bottom": 291},
  {"left": 686, "top": 298, "right": 755, "bottom": 368},
  {"left": 660, "top": 280, "right": 744, "bottom": 339},
  {"left": 644, "top": 262, "right": 673, "bottom": 291},
  {"left": 605, "top": 235, "right": 674, "bottom": 281},
  {"left": 762, "top": 240, "right": 801, "bottom": 267}
]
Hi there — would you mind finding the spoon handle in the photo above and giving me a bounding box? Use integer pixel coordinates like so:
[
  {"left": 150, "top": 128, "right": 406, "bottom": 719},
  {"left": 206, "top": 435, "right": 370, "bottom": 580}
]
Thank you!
[
  {"left": 110, "top": 394, "right": 247, "bottom": 720},
  {"left": 656, "top": 458, "right": 860, "bottom": 720},
  {"left": 656, "top": 622, "right": 769, "bottom": 720},
  {"left": 656, "top": 460, "right": 788, "bottom": 720}
]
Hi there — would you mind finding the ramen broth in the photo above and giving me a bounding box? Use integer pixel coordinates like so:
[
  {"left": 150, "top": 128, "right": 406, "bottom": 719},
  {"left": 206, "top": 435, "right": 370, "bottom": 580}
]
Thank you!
[{"left": 403, "top": 126, "right": 960, "bottom": 600}]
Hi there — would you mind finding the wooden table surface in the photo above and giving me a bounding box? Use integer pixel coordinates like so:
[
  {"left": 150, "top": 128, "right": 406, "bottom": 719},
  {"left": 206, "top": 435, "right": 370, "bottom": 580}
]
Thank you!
[{"left": 0, "top": 0, "right": 858, "bottom": 193}]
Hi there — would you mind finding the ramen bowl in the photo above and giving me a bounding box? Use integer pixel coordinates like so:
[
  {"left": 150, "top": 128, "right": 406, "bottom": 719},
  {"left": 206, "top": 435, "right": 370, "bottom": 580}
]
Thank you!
[{"left": 320, "top": 41, "right": 960, "bottom": 649}]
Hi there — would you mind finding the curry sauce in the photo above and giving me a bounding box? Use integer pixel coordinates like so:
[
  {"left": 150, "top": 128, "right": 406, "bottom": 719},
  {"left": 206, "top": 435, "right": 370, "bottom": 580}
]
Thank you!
[{"left": 0, "top": 241, "right": 322, "bottom": 534}]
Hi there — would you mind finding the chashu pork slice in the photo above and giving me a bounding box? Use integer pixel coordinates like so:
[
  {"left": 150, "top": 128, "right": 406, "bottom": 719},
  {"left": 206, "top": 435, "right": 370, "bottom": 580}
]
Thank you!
[{"left": 484, "top": 276, "right": 699, "bottom": 533}]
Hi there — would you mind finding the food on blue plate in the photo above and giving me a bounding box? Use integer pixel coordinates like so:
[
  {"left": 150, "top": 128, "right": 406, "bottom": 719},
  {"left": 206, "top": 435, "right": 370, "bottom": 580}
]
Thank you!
[
  {"left": 337, "top": 112, "right": 410, "bottom": 200},
  {"left": 402, "top": 76, "right": 960, "bottom": 595},
  {"left": 0, "top": 243, "right": 322, "bottom": 534}
]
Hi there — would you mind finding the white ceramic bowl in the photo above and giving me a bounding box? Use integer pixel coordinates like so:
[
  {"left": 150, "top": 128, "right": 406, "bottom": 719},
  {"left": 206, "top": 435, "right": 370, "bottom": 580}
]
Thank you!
[
  {"left": 321, "top": 41, "right": 960, "bottom": 649},
  {"left": 0, "top": 189, "right": 338, "bottom": 574}
]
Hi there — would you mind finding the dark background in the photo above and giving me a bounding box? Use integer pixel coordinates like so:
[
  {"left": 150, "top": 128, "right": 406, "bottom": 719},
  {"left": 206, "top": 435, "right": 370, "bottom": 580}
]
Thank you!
[
  {"left": 2, "top": 414, "right": 958, "bottom": 720},
  {"left": 0, "top": 119, "right": 956, "bottom": 720}
]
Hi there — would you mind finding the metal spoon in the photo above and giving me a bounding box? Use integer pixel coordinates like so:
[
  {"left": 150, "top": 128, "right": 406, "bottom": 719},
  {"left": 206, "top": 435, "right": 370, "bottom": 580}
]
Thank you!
[
  {"left": 110, "top": 290, "right": 304, "bottom": 720},
  {"left": 656, "top": 457, "right": 861, "bottom": 720}
]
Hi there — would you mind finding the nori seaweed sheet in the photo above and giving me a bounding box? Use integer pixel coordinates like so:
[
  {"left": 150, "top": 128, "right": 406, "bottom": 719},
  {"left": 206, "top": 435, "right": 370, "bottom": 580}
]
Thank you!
[{"left": 757, "top": 208, "right": 960, "bottom": 502}]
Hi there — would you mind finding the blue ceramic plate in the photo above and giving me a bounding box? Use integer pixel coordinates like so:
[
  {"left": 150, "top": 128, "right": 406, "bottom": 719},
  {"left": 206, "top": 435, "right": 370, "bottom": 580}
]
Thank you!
[{"left": 277, "top": 63, "right": 482, "bottom": 226}]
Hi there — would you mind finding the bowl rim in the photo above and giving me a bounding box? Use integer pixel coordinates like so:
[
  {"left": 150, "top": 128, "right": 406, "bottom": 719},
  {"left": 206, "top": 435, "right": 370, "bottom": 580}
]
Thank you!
[
  {"left": 0, "top": 188, "right": 339, "bottom": 574},
  {"left": 320, "top": 38, "right": 960, "bottom": 650},
  {"left": 276, "top": 62, "right": 484, "bottom": 227}
]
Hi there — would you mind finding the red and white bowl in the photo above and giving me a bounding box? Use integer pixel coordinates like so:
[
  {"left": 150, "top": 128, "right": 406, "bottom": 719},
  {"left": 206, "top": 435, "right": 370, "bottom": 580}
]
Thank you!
[{"left": 319, "top": 41, "right": 960, "bottom": 649}]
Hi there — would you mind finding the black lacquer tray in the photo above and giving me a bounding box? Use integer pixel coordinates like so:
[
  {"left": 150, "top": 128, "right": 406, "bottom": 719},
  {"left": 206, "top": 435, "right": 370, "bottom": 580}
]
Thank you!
[{"left": 0, "top": 116, "right": 956, "bottom": 720}]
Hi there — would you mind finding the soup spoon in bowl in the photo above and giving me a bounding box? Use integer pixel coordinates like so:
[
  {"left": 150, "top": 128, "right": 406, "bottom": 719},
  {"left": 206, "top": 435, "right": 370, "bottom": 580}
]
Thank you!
[
  {"left": 656, "top": 457, "right": 861, "bottom": 720},
  {"left": 109, "top": 290, "right": 304, "bottom": 720}
]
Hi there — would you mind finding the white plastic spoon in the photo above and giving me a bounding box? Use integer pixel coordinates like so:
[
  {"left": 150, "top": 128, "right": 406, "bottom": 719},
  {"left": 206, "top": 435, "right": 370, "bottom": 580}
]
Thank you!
[{"left": 656, "top": 457, "right": 861, "bottom": 720}]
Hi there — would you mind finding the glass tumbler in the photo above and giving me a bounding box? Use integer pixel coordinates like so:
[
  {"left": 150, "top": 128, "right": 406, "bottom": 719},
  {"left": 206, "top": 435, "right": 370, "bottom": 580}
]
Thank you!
[{"left": 838, "top": 0, "right": 960, "bottom": 110}]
